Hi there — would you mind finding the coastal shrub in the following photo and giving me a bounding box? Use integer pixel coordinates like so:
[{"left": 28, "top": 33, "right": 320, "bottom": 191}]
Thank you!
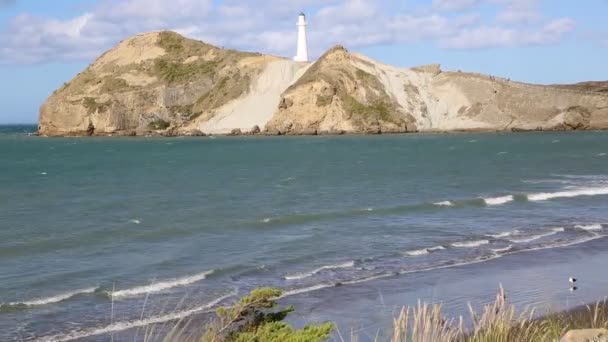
[
  {"left": 82, "top": 97, "right": 110, "bottom": 114},
  {"left": 201, "top": 288, "right": 334, "bottom": 342},
  {"left": 100, "top": 77, "right": 129, "bottom": 93},
  {"left": 148, "top": 119, "right": 171, "bottom": 130},
  {"left": 316, "top": 95, "right": 333, "bottom": 107},
  {"left": 343, "top": 95, "right": 394, "bottom": 123},
  {"left": 153, "top": 58, "right": 219, "bottom": 84},
  {"left": 158, "top": 31, "right": 185, "bottom": 54},
  {"left": 191, "top": 74, "right": 252, "bottom": 119},
  {"left": 355, "top": 69, "right": 374, "bottom": 83}
]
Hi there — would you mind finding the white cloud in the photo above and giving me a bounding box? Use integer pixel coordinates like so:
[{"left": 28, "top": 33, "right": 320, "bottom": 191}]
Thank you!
[
  {"left": 0, "top": 0, "right": 578, "bottom": 64},
  {"left": 497, "top": 8, "right": 540, "bottom": 24},
  {"left": 432, "top": 0, "right": 478, "bottom": 11},
  {"left": 440, "top": 17, "right": 575, "bottom": 49}
]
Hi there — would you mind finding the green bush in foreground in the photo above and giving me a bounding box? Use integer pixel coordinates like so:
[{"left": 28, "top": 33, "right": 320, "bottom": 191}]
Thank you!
[
  {"left": 201, "top": 288, "right": 334, "bottom": 342},
  {"left": 154, "top": 286, "right": 608, "bottom": 341}
]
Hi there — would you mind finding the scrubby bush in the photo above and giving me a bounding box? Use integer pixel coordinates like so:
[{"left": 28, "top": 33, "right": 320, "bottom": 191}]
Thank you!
[
  {"left": 148, "top": 119, "right": 171, "bottom": 130},
  {"left": 201, "top": 288, "right": 333, "bottom": 342}
]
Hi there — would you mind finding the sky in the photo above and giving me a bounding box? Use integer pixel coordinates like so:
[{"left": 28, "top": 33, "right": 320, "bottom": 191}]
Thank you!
[{"left": 0, "top": 0, "right": 607, "bottom": 123}]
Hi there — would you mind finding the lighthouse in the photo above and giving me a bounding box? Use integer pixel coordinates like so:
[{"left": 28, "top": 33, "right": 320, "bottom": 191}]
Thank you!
[{"left": 294, "top": 12, "right": 309, "bottom": 62}]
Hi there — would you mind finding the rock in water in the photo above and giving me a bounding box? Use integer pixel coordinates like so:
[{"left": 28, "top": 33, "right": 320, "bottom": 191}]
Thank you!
[
  {"left": 250, "top": 125, "right": 261, "bottom": 134},
  {"left": 560, "top": 329, "right": 608, "bottom": 342},
  {"left": 229, "top": 128, "right": 243, "bottom": 136}
]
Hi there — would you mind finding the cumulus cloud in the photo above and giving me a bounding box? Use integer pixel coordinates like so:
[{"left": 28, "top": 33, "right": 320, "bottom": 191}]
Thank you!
[{"left": 0, "top": 0, "right": 577, "bottom": 64}]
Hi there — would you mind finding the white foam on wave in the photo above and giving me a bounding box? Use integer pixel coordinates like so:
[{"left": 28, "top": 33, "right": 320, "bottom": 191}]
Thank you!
[
  {"left": 491, "top": 245, "right": 514, "bottom": 253},
  {"left": 6, "top": 287, "right": 97, "bottom": 307},
  {"left": 280, "top": 234, "right": 608, "bottom": 302},
  {"left": 527, "top": 187, "right": 608, "bottom": 201},
  {"left": 483, "top": 195, "right": 514, "bottom": 206},
  {"left": 598, "top": 153, "right": 607, "bottom": 157},
  {"left": 284, "top": 261, "right": 355, "bottom": 281},
  {"left": 281, "top": 284, "right": 334, "bottom": 297},
  {"left": 110, "top": 270, "right": 214, "bottom": 299},
  {"left": 434, "top": 201, "right": 454, "bottom": 207},
  {"left": 509, "top": 229, "right": 562, "bottom": 244},
  {"left": 575, "top": 224, "right": 603, "bottom": 231},
  {"left": 261, "top": 218, "right": 272, "bottom": 223},
  {"left": 129, "top": 219, "right": 141, "bottom": 225},
  {"left": 404, "top": 248, "right": 429, "bottom": 256},
  {"left": 40, "top": 290, "right": 236, "bottom": 342},
  {"left": 451, "top": 240, "right": 490, "bottom": 248},
  {"left": 404, "top": 245, "right": 446, "bottom": 256},
  {"left": 505, "top": 234, "right": 606, "bottom": 256},
  {"left": 488, "top": 230, "right": 520, "bottom": 239}
]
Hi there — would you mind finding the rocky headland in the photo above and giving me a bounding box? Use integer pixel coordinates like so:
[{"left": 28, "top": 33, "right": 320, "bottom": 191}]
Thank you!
[{"left": 38, "top": 31, "right": 608, "bottom": 136}]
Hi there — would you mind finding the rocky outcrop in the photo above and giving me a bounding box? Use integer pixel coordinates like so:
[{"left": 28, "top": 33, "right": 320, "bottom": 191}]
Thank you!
[
  {"left": 265, "top": 46, "right": 608, "bottom": 134},
  {"left": 560, "top": 328, "right": 608, "bottom": 342},
  {"left": 39, "top": 31, "right": 608, "bottom": 136},
  {"left": 265, "top": 46, "right": 417, "bottom": 135},
  {"left": 39, "top": 31, "right": 290, "bottom": 136}
]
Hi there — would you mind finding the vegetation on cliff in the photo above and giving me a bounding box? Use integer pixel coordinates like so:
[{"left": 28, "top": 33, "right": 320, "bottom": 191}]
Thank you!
[
  {"left": 39, "top": 31, "right": 608, "bottom": 137},
  {"left": 266, "top": 45, "right": 417, "bottom": 134}
]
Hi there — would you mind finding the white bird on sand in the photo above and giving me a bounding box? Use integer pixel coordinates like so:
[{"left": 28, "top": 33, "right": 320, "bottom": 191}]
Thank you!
[{"left": 569, "top": 277, "right": 577, "bottom": 284}]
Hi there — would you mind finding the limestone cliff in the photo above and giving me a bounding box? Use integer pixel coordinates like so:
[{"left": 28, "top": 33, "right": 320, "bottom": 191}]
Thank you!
[
  {"left": 38, "top": 31, "right": 305, "bottom": 136},
  {"left": 39, "top": 31, "right": 608, "bottom": 136},
  {"left": 267, "top": 47, "right": 608, "bottom": 134},
  {"left": 265, "top": 46, "right": 418, "bottom": 134}
]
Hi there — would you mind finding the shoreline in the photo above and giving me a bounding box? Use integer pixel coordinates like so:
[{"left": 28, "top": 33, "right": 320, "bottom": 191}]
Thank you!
[{"left": 31, "top": 127, "right": 608, "bottom": 138}]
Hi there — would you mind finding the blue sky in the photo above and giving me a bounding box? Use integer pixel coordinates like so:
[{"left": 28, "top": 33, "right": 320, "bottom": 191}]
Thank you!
[{"left": 0, "top": 0, "right": 607, "bottom": 123}]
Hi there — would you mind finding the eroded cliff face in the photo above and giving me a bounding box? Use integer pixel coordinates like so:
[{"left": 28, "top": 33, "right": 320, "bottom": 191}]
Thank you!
[
  {"left": 38, "top": 31, "right": 289, "bottom": 136},
  {"left": 266, "top": 47, "right": 608, "bottom": 134},
  {"left": 265, "top": 46, "right": 418, "bottom": 134},
  {"left": 39, "top": 31, "right": 608, "bottom": 136}
]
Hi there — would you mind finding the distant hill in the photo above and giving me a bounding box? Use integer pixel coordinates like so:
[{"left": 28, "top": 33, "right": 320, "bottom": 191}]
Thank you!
[{"left": 38, "top": 31, "right": 608, "bottom": 136}]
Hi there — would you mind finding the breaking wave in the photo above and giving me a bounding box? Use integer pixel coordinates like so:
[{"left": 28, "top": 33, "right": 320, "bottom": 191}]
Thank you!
[
  {"left": 2, "top": 287, "right": 97, "bottom": 308},
  {"left": 38, "top": 291, "right": 236, "bottom": 342},
  {"left": 451, "top": 240, "right": 490, "bottom": 248},
  {"left": 483, "top": 195, "right": 514, "bottom": 206},
  {"left": 488, "top": 230, "right": 519, "bottom": 239},
  {"left": 508, "top": 229, "right": 562, "bottom": 243},
  {"left": 284, "top": 261, "right": 355, "bottom": 280},
  {"left": 575, "top": 224, "right": 603, "bottom": 231},
  {"left": 527, "top": 187, "right": 608, "bottom": 201},
  {"left": 404, "top": 246, "right": 445, "bottom": 256},
  {"left": 434, "top": 201, "right": 454, "bottom": 207},
  {"left": 109, "top": 270, "right": 215, "bottom": 299}
]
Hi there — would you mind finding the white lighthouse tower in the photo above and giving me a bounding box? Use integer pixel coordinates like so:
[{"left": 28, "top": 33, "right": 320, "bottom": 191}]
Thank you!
[{"left": 294, "top": 12, "right": 309, "bottom": 62}]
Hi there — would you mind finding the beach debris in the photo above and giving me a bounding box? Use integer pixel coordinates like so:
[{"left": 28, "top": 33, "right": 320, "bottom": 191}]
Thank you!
[{"left": 569, "top": 277, "right": 577, "bottom": 284}]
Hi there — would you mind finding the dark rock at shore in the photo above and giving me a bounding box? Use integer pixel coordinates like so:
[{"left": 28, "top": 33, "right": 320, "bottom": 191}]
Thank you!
[
  {"left": 229, "top": 128, "right": 243, "bottom": 136},
  {"left": 250, "top": 125, "right": 261, "bottom": 134}
]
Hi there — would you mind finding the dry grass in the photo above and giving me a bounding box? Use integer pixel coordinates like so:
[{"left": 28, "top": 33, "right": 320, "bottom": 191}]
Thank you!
[
  {"left": 389, "top": 287, "right": 608, "bottom": 342},
  {"left": 133, "top": 287, "right": 608, "bottom": 342}
]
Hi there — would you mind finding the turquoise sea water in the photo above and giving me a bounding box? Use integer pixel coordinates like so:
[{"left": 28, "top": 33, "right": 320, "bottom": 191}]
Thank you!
[{"left": 1, "top": 125, "right": 608, "bottom": 341}]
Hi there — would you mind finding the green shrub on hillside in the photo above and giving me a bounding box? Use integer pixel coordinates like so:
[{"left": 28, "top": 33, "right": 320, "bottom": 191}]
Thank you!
[
  {"left": 343, "top": 95, "right": 393, "bottom": 122},
  {"left": 148, "top": 119, "right": 171, "bottom": 130},
  {"left": 202, "top": 288, "right": 333, "bottom": 342},
  {"left": 153, "top": 59, "right": 219, "bottom": 84},
  {"left": 100, "top": 77, "right": 129, "bottom": 93}
]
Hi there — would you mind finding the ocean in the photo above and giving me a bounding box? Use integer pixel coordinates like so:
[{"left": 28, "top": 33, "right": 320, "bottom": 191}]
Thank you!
[{"left": 1, "top": 125, "right": 608, "bottom": 341}]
